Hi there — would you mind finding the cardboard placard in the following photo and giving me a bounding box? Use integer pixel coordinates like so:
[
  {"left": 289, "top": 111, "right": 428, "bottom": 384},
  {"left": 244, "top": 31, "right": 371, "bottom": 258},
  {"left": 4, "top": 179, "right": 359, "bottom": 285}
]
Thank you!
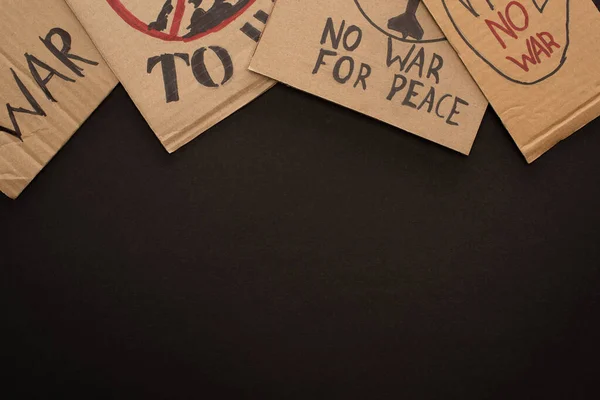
[
  {"left": 423, "top": 0, "right": 600, "bottom": 162},
  {"left": 249, "top": 0, "right": 488, "bottom": 155},
  {"left": 0, "top": 0, "right": 118, "bottom": 199},
  {"left": 65, "top": 0, "right": 276, "bottom": 153}
]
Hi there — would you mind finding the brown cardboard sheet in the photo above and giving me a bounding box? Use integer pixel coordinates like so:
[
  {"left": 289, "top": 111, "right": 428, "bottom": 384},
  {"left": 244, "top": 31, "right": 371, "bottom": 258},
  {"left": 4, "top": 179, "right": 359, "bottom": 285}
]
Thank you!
[
  {"left": 423, "top": 0, "right": 600, "bottom": 162},
  {"left": 65, "top": 0, "right": 276, "bottom": 153},
  {"left": 249, "top": 0, "right": 488, "bottom": 155},
  {"left": 0, "top": 0, "right": 118, "bottom": 199}
]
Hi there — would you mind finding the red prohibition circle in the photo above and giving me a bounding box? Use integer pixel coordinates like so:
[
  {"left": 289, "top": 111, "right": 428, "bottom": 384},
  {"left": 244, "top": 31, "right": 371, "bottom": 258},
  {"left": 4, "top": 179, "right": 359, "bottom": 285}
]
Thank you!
[{"left": 106, "top": 0, "right": 257, "bottom": 42}]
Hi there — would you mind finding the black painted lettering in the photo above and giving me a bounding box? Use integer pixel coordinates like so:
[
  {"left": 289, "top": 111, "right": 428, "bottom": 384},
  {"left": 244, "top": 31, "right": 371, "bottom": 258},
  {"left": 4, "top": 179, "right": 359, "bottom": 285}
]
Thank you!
[
  {"left": 40, "top": 28, "right": 98, "bottom": 78},
  {"left": 386, "top": 38, "right": 415, "bottom": 71},
  {"left": 25, "top": 53, "right": 75, "bottom": 102},
  {"left": 353, "top": 63, "right": 371, "bottom": 90},
  {"left": 147, "top": 53, "right": 190, "bottom": 103},
  {"left": 435, "top": 94, "right": 453, "bottom": 119},
  {"left": 426, "top": 53, "right": 443, "bottom": 84},
  {"left": 446, "top": 97, "right": 469, "bottom": 126},
  {"left": 386, "top": 74, "right": 407, "bottom": 100},
  {"left": 0, "top": 69, "right": 46, "bottom": 140},
  {"left": 333, "top": 56, "right": 354, "bottom": 84},
  {"left": 417, "top": 86, "right": 436, "bottom": 113},
  {"left": 191, "top": 46, "right": 234, "bottom": 88},
  {"left": 320, "top": 17, "right": 345, "bottom": 49},
  {"left": 402, "top": 79, "right": 424, "bottom": 109},
  {"left": 343, "top": 25, "right": 362, "bottom": 51},
  {"left": 312, "top": 49, "right": 337, "bottom": 74},
  {"left": 405, "top": 47, "right": 425, "bottom": 78}
]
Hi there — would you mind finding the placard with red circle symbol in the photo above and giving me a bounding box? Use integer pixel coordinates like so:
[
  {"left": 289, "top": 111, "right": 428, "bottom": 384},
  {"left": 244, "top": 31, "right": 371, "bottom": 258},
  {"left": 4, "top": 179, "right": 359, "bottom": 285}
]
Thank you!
[
  {"left": 106, "top": 0, "right": 256, "bottom": 42},
  {"left": 65, "top": 0, "right": 275, "bottom": 153}
]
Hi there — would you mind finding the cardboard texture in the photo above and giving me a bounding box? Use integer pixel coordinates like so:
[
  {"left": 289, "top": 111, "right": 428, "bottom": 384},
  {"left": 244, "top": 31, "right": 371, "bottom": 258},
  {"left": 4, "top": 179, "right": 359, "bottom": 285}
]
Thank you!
[
  {"left": 249, "top": 0, "right": 488, "bottom": 155},
  {"left": 0, "top": 0, "right": 118, "bottom": 199},
  {"left": 423, "top": 0, "right": 600, "bottom": 162},
  {"left": 65, "top": 0, "right": 276, "bottom": 153}
]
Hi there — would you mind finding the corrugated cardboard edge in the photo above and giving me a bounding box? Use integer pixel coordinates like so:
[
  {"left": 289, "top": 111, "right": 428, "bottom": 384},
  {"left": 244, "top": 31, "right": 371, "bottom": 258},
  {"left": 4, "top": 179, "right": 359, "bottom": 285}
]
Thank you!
[
  {"left": 0, "top": 84, "right": 117, "bottom": 199},
  {"left": 249, "top": 61, "right": 476, "bottom": 156},
  {"left": 447, "top": 40, "right": 600, "bottom": 163},
  {"left": 64, "top": 1, "right": 275, "bottom": 154},
  {"left": 160, "top": 78, "right": 275, "bottom": 153},
  {"left": 521, "top": 93, "right": 600, "bottom": 163},
  {"left": 248, "top": 1, "right": 481, "bottom": 156},
  {"left": 422, "top": 0, "right": 600, "bottom": 164}
]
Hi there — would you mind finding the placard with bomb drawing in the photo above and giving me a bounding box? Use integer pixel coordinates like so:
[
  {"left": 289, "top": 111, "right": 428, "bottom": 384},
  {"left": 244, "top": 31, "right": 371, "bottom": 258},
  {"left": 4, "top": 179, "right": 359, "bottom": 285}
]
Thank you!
[{"left": 250, "top": 0, "right": 488, "bottom": 155}]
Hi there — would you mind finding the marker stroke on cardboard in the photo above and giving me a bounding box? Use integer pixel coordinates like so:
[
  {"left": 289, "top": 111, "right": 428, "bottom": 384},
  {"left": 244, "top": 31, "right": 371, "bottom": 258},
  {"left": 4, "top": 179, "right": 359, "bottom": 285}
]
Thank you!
[
  {"left": 65, "top": 0, "right": 275, "bottom": 152},
  {"left": 250, "top": 0, "right": 488, "bottom": 155},
  {"left": 0, "top": 0, "right": 117, "bottom": 199},
  {"left": 423, "top": 0, "right": 600, "bottom": 162}
]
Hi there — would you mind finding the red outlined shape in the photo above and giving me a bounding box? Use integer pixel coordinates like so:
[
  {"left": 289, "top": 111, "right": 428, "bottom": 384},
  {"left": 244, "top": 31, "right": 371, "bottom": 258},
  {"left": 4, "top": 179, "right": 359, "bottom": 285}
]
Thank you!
[{"left": 106, "top": 0, "right": 256, "bottom": 42}]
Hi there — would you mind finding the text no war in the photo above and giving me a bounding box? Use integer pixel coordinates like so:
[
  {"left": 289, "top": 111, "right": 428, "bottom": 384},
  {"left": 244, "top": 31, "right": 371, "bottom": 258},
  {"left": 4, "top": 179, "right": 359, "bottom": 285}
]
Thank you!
[{"left": 312, "top": 18, "right": 471, "bottom": 127}]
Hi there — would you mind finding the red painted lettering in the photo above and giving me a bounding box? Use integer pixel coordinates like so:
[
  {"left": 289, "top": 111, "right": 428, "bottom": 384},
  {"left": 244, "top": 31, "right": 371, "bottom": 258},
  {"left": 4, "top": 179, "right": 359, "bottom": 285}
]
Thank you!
[
  {"left": 486, "top": 1, "right": 530, "bottom": 49},
  {"left": 506, "top": 38, "right": 537, "bottom": 71},
  {"left": 537, "top": 32, "right": 561, "bottom": 54},
  {"left": 505, "top": 1, "right": 529, "bottom": 32},
  {"left": 530, "top": 35, "right": 550, "bottom": 63},
  {"left": 485, "top": 12, "right": 517, "bottom": 49}
]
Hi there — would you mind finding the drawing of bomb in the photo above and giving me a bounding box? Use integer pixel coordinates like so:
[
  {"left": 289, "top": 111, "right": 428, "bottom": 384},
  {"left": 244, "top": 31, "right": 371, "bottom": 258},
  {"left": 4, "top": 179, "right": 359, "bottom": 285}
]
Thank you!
[
  {"left": 355, "top": 0, "right": 446, "bottom": 43},
  {"left": 388, "top": 0, "right": 425, "bottom": 40},
  {"left": 443, "top": 0, "right": 570, "bottom": 84}
]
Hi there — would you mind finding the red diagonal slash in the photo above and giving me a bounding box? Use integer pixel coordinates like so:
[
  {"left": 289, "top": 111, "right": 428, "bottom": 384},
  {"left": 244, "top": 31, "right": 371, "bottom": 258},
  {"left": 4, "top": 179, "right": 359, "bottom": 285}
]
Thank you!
[
  {"left": 106, "top": 0, "right": 257, "bottom": 42},
  {"left": 169, "top": 0, "right": 187, "bottom": 36}
]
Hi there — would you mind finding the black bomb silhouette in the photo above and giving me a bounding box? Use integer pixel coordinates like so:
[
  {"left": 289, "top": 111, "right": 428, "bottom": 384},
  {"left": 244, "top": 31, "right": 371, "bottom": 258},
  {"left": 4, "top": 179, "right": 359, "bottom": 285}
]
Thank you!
[
  {"left": 443, "top": 0, "right": 570, "bottom": 84},
  {"left": 355, "top": 0, "right": 445, "bottom": 43},
  {"left": 388, "top": 0, "right": 425, "bottom": 40},
  {"left": 149, "top": 0, "right": 252, "bottom": 38}
]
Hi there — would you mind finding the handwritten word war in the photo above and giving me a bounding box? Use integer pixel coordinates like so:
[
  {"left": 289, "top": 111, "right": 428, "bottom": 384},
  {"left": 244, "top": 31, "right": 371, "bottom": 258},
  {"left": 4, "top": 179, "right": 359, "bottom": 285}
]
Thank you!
[
  {"left": 312, "top": 17, "right": 469, "bottom": 126},
  {"left": 386, "top": 38, "right": 468, "bottom": 126},
  {"left": 0, "top": 28, "right": 99, "bottom": 140},
  {"left": 485, "top": 0, "right": 561, "bottom": 72}
]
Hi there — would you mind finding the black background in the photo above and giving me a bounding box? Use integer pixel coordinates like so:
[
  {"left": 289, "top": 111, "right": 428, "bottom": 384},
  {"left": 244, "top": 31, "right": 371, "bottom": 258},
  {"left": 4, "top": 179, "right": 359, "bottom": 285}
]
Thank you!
[{"left": 2, "top": 85, "right": 600, "bottom": 398}]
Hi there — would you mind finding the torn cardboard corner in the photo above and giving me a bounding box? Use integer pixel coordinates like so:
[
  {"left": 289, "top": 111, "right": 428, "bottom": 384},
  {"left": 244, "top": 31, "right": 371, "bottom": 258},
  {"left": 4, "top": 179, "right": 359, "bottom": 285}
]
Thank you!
[
  {"left": 65, "top": 0, "right": 276, "bottom": 153},
  {"left": 423, "top": 0, "right": 600, "bottom": 163},
  {"left": 249, "top": 0, "right": 488, "bottom": 155},
  {"left": 0, "top": 0, "right": 118, "bottom": 200}
]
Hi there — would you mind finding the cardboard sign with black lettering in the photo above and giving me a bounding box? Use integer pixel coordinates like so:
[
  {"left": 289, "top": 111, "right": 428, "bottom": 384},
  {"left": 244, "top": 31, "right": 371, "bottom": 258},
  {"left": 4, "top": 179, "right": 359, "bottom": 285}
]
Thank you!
[
  {"left": 423, "top": 0, "right": 600, "bottom": 162},
  {"left": 65, "top": 0, "right": 275, "bottom": 152},
  {"left": 0, "top": 0, "right": 117, "bottom": 199},
  {"left": 249, "top": 0, "right": 488, "bottom": 155}
]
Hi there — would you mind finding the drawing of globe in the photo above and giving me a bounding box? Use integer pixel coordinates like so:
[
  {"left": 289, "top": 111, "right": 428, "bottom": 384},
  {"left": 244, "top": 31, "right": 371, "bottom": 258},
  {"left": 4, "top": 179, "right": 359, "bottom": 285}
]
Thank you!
[
  {"left": 107, "top": 0, "right": 255, "bottom": 42},
  {"left": 354, "top": 0, "right": 446, "bottom": 43}
]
